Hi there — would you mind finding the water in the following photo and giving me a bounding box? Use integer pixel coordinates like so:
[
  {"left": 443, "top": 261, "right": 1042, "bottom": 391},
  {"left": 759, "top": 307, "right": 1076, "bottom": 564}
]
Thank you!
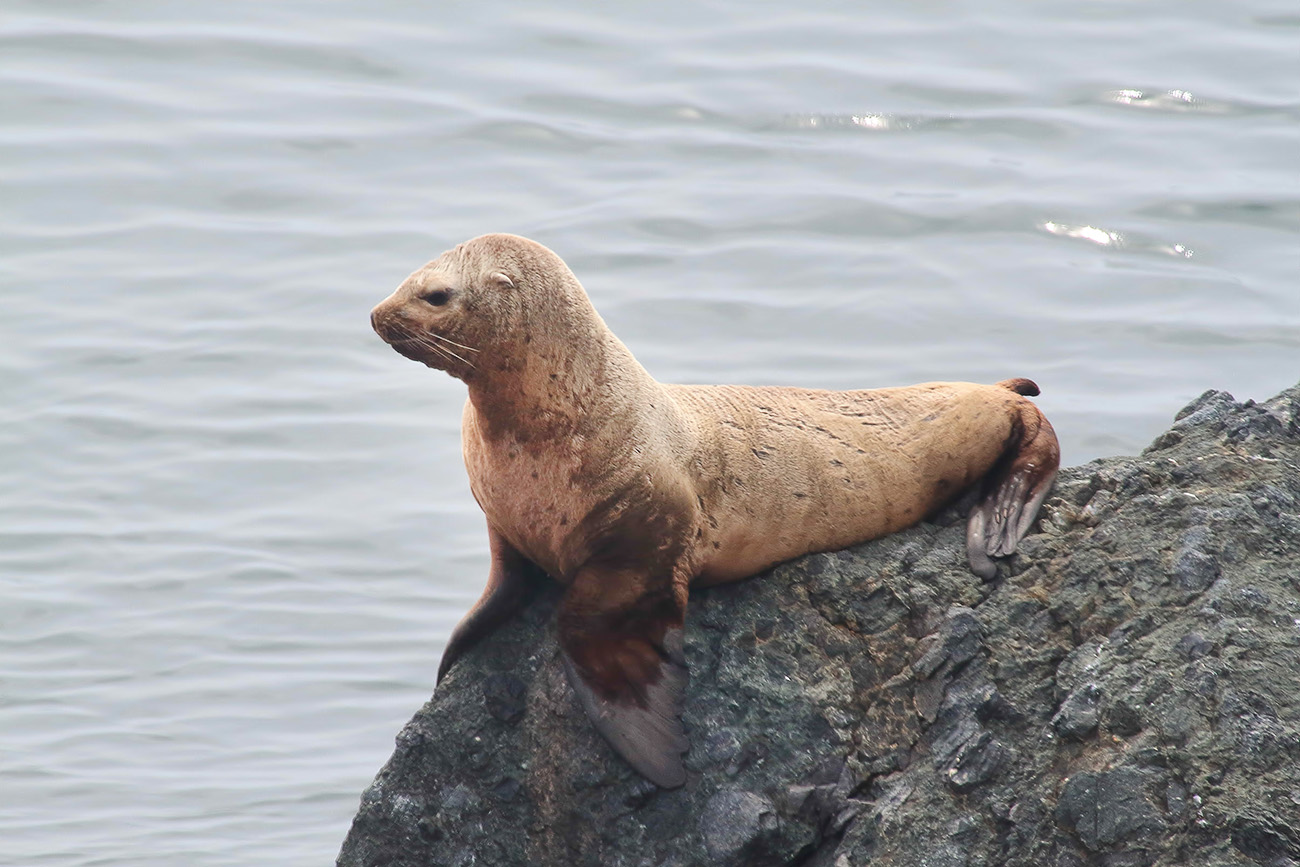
[{"left": 2, "top": 2, "right": 1297, "bottom": 863}]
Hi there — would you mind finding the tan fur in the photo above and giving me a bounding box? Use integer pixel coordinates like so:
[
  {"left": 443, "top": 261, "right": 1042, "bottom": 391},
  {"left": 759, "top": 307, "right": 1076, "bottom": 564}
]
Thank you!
[{"left": 371, "top": 233, "right": 1059, "bottom": 788}]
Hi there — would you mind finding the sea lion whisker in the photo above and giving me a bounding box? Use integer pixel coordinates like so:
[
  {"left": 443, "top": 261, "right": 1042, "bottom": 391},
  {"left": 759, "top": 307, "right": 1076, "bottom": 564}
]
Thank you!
[
  {"left": 401, "top": 327, "right": 477, "bottom": 368},
  {"left": 421, "top": 334, "right": 476, "bottom": 368},
  {"left": 389, "top": 324, "right": 475, "bottom": 368},
  {"left": 426, "top": 332, "right": 479, "bottom": 353},
  {"left": 390, "top": 322, "right": 478, "bottom": 356},
  {"left": 387, "top": 323, "right": 440, "bottom": 353},
  {"left": 390, "top": 325, "right": 463, "bottom": 367}
]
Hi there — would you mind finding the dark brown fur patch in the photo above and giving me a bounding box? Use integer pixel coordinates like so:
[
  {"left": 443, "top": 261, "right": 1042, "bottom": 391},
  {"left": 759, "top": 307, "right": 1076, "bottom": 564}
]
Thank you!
[{"left": 559, "top": 585, "right": 683, "bottom": 706}]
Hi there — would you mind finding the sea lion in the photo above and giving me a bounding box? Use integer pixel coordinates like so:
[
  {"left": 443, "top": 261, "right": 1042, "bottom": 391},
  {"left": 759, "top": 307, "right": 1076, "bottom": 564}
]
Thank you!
[{"left": 369, "top": 233, "right": 1059, "bottom": 788}]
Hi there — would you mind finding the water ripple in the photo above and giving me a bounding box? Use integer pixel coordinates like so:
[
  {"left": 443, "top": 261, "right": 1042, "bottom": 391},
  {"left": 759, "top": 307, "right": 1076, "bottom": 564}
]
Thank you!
[
  {"left": 1138, "top": 198, "right": 1300, "bottom": 232},
  {"left": 772, "top": 112, "right": 1066, "bottom": 140},
  {"left": 1094, "top": 87, "right": 1299, "bottom": 119}
]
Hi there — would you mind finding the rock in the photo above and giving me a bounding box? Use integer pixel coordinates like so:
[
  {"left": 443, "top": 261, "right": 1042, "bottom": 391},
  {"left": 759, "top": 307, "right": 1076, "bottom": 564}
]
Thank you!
[
  {"left": 699, "top": 789, "right": 779, "bottom": 865},
  {"left": 338, "top": 382, "right": 1300, "bottom": 866},
  {"left": 1053, "top": 682, "right": 1102, "bottom": 739},
  {"left": 942, "top": 729, "right": 1008, "bottom": 793},
  {"left": 482, "top": 672, "right": 527, "bottom": 723},
  {"left": 1172, "top": 525, "right": 1221, "bottom": 594},
  {"left": 1057, "top": 767, "right": 1165, "bottom": 851}
]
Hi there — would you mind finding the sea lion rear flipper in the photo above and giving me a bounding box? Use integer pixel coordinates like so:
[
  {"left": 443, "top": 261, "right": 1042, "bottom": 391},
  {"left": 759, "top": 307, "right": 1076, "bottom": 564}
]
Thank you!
[
  {"left": 558, "top": 573, "right": 690, "bottom": 788},
  {"left": 966, "top": 398, "right": 1060, "bottom": 579},
  {"left": 437, "top": 527, "right": 543, "bottom": 683}
]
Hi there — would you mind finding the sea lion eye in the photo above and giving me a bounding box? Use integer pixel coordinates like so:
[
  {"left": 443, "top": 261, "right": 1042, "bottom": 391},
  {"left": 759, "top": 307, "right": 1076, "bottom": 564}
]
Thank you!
[{"left": 422, "top": 289, "right": 451, "bottom": 307}]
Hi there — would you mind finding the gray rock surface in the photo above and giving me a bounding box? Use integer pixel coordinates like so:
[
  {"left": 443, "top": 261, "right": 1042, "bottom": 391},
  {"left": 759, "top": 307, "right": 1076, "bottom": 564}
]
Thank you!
[{"left": 339, "top": 383, "right": 1300, "bottom": 866}]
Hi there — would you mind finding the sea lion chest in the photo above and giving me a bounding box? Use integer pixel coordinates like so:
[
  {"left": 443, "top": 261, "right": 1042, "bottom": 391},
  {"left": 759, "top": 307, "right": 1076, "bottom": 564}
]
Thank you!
[
  {"left": 461, "top": 398, "right": 704, "bottom": 584},
  {"left": 460, "top": 421, "right": 589, "bottom": 583}
]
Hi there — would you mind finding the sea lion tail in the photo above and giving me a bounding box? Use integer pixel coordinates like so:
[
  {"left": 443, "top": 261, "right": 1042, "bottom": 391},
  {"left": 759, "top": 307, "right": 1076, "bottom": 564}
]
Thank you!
[
  {"left": 996, "top": 377, "right": 1040, "bottom": 397},
  {"left": 965, "top": 398, "right": 1060, "bottom": 579}
]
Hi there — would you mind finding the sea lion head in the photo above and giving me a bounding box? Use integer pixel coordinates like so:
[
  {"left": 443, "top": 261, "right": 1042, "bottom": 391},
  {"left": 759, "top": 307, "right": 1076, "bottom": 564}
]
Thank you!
[{"left": 370, "top": 233, "right": 592, "bottom": 382}]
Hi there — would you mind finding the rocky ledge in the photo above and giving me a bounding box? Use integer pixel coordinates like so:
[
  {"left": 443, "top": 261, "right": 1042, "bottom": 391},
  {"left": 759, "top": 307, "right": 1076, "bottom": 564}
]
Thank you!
[{"left": 339, "top": 384, "right": 1300, "bottom": 867}]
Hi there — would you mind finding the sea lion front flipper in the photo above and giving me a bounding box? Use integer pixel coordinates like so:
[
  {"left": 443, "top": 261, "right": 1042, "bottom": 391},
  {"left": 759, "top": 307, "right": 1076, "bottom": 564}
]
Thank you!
[
  {"left": 558, "top": 571, "right": 690, "bottom": 788},
  {"left": 437, "top": 526, "right": 543, "bottom": 683},
  {"left": 966, "top": 399, "right": 1061, "bottom": 579}
]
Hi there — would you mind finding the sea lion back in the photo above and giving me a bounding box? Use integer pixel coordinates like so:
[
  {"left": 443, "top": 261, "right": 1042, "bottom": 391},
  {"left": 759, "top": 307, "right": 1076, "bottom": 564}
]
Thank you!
[{"left": 667, "top": 381, "right": 1057, "bottom": 583}]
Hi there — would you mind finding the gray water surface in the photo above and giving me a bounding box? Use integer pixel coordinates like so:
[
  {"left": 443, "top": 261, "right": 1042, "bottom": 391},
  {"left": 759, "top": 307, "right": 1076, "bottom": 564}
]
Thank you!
[{"left": 3, "top": 2, "right": 1298, "bottom": 864}]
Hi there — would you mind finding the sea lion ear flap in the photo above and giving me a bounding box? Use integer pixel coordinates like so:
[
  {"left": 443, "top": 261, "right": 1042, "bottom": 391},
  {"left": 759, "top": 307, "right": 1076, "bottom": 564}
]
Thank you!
[{"left": 490, "top": 272, "right": 515, "bottom": 290}]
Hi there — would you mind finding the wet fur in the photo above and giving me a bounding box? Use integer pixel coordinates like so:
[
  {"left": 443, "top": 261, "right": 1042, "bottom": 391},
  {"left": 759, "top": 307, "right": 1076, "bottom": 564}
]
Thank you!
[{"left": 370, "top": 234, "right": 1060, "bottom": 788}]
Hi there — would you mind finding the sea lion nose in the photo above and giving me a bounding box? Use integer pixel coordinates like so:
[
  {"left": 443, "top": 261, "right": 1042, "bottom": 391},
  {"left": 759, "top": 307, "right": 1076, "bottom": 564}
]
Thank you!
[{"left": 370, "top": 303, "right": 394, "bottom": 340}]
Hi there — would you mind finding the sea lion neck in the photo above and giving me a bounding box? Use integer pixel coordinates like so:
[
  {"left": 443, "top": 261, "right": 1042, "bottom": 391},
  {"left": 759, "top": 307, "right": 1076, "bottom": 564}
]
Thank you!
[{"left": 464, "top": 311, "right": 663, "bottom": 445}]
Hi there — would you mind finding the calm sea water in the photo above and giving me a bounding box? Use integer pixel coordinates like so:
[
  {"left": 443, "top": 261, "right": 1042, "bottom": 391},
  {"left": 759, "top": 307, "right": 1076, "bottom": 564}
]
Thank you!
[{"left": 3, "top": 1, "right": 1298, "bottom": 864}]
